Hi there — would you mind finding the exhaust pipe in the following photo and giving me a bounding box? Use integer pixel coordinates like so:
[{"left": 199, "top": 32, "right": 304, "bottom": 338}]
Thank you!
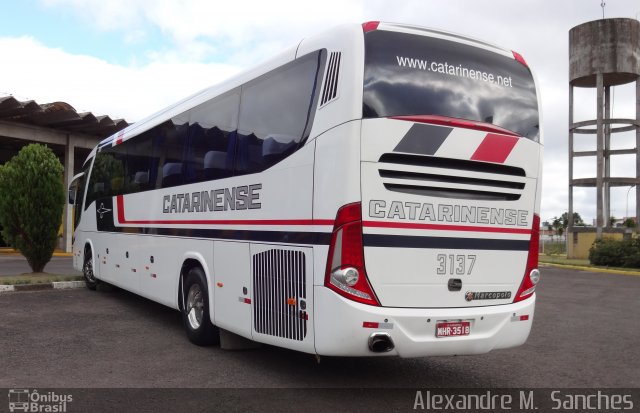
[{"left": 368, "top": 332, "right": 395, "bottom": 353}]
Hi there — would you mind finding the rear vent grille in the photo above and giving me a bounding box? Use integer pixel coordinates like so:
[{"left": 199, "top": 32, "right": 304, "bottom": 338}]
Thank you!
[
  {"left": 379, "top": 153, "right": 526, "bottom": 201},
  {"left": 379, "top": 169, "right": 525, "bottom": 190},
  {"left": 379, "top": 153, "right": 526, "bottom": 177},
  {"left": 320, "top": 52, "right": 341, "bottom": 106},
  {"left": 253, "top": 249, "right": 307, "bottom": 341},
  {"left": 383, "top": 183, "right": 520, "bottom": 201}
]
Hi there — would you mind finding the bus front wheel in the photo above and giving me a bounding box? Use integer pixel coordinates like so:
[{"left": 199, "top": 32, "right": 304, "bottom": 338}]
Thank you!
[
  {"left": 83, "top": 248, "right": 98, "bottom": 291},
  {"left": 182, "top": 267, "right": 219, "bottom": 346}
]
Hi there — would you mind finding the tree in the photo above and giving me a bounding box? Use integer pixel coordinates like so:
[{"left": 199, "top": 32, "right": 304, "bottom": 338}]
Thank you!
[
  {"left": 561, "top": 211, "right": 584, "bottom": 228},
  {"left": 0, "top": 144, "right": 65, "bottom": 272},
  {"left": 551, "top": 216, "right": 563, "bottom": 240},
  {"left": 623, "top": 218, "right": 636, "bottom": 228}
]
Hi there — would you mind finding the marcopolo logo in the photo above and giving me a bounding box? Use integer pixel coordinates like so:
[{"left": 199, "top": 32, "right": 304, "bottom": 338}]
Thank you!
[
  {"left": 8, "top": 389, "right": 73, "bottom": 412},
  {"left": 465, "top": 291, "right": 512, "bottom": 302}
]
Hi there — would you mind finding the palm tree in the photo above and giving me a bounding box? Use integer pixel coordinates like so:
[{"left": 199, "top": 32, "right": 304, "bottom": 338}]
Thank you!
[
  {"left": 552, "top": 216, "right": 563, "bottom": 241},
  {"left": 561, "top": 211, "right": 584, "bottom": 228}
]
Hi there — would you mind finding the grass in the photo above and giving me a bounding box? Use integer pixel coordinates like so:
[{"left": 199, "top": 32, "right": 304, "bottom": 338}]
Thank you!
[
  {"left": 539, "top": 254, "right": 640, "bottom": 273},
  {"left": 0, "top": 273, "right": 83, "bottom": 286},
  {"left": 538, "top": 254, "right": 589, "bottom": 266}
]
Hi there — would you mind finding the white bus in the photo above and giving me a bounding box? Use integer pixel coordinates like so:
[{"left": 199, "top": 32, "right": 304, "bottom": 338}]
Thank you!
[{"left": 70, "top": 21, "right": 542, "bottom": 358}]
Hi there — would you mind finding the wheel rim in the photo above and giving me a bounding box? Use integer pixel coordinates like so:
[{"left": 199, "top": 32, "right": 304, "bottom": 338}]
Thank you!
[
  {"left": 186, "top": 284, "right": 204, "bottom": 330},
  {"left": 83, "top": 255, "right": 95, "bottom": 283}
]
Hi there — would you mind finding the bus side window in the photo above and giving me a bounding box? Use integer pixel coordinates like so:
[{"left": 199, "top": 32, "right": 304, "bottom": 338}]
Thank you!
[
  {"left": 185, "top": 88, "right": 240, "bottom": 184},
  {"left": 160, "top": 121, "right": 188, "bottom": 188},
  {"left": 236, "top": 50, "right": 323, "bottom": 175},
  {"left": 86, "top": 150, "right": 125, "bottom": 209},
  {"left": 123, "top": 132, "right": 157, "bottom": 193}
]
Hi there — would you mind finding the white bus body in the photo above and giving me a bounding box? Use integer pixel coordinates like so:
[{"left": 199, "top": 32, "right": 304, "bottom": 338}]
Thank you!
[{"left": 70, "top": 22, "right": 542, "bottom": 357}]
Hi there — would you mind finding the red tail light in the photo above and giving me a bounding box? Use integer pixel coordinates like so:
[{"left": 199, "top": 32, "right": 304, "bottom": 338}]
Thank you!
[
  {"left": 512, "top": 51, "right": 528, "bottom": 68},
  {"left": 324, "top": 203, "right": 380, "bottom": 306},
  {"left": 362, "top": 21, "right": 380, "bottom": 33},
  {"left": 514, "top": 214, "right": 540, "bottom": 302}
]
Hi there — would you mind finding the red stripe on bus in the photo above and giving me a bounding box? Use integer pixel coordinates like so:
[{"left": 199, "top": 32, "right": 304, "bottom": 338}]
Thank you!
[
  {"left": 117, "top": 195, "right": 126, "bottom": 223},
  {"left": 116, "top": 196, "right": 530, "bottom": 233},
  {"left": 115, "top": 195, "right": 334, "bottom": 226},
  {"left": 116, "top": 218, "right": 336, "bottom": 226},
  {"left": 363, "top": 220, "right": 532, "bottom": 234},
  {"left": 115, "top": 131, "right": 124, "bottom": 145},
  {"left": 470, "top": 133, "right": 518, "bottom": 164},
  {"left": 391, "top": 115, "right": 519, "bottom": 137}
]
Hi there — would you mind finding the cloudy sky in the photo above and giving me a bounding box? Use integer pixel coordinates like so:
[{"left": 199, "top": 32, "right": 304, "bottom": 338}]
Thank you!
[{"left": 1, "top": 0, "right": 639, "bottom": 224}]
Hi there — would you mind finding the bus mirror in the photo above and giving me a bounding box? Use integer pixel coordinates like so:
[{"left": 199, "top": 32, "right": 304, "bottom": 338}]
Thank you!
[{"left": 68, "top": 189, "right": 76, "bottom": 205}]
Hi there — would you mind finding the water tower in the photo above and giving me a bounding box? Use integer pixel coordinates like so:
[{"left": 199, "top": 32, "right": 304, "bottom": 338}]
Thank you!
[{"left": 568, "top": 18, "right": 640, "bottom": 257}]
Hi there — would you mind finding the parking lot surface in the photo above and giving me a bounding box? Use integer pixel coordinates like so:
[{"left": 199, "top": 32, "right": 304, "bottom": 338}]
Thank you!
[
  {"left": 0, "top": 267, "right": 640, "bottom": 411},
  {"left": 1, "top": 265, "right": 638, "bottom": 391}
]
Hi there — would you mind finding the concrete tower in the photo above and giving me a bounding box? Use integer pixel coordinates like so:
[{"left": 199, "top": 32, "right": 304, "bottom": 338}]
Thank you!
[{"left": 568, "top": 18, "right": 640, "bottom": 247}]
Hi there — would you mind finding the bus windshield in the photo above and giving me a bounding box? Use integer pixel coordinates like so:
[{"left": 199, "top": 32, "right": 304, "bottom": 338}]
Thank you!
[{"left": 363, "top": 30, "right": 540, "bottom": 141}]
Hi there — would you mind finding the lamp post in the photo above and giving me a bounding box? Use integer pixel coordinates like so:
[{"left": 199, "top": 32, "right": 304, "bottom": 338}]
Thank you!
[{"left": 626, "top": 185, "right": 636, "bottom": 223}]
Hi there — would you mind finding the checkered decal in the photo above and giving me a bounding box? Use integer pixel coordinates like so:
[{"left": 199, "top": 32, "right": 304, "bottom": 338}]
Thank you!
[{"left": 392, "top": 123, "right": 519, "bottom": 164}]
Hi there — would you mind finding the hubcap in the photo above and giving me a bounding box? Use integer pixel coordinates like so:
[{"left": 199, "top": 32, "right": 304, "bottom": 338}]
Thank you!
[
  {"left": 186, "top": 284, "right": 204, "bottom": 330},
  {"left": 83, "top": 256, "right": 95, "bottom": 283}
]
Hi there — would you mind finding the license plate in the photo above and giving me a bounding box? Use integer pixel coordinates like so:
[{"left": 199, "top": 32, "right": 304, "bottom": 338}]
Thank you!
[{"left": 435, "top": 321, "right": 471, "bottom": 338}]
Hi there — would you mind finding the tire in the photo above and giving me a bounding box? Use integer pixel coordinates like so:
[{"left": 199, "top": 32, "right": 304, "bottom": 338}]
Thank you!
[
  {"left": 83, "top": 247, "right": 98, "bottom": 291},
  {"left": 182, "top": 267, "right": 219, "bottom": 346}
]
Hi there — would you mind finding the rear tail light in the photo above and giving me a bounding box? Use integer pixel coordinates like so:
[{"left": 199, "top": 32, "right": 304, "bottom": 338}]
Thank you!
[
  {"left": 362, "top": 21, "right": 380, "bottom": 33},
  {"left": 325, "top": 203, "right": 380, "bottom": 306},
  {"left": 512, "top": 50, "right": 529, "bottom": 68},
  {"left": 514, "top": 214, "right": 540, "bottom": 302}
]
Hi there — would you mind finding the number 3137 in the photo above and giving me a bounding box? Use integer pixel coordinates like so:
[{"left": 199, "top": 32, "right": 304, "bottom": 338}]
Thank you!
[{"left": 436, "top": 254, "right": 476, "bottom": 275}]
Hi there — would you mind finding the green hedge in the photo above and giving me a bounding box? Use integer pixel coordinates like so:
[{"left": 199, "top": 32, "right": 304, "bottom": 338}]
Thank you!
[
  {"left": 0, "top": 144, "right": 64, "bottom": 272},
  {"left": 589, "top": 238, "right": 640, "bottom": 268}
]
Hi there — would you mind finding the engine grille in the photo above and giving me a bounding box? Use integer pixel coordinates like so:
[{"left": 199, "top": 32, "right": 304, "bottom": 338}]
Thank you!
[{"left": 253, "top": 249, "right": 307, "bottom": 341}]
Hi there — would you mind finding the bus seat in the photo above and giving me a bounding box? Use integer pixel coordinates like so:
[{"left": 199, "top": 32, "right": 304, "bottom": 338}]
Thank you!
[
  {"left": 134, "top": 171, "right": 149, "bottom": 184},
  {"left": 203, "top": 150, "right": 230, "bottom": 180},
  {"left": 162, "top": 162, "right": 183, "bottom": 187}
]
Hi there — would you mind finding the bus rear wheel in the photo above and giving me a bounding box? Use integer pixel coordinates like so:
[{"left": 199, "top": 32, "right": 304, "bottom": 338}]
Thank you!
[
  {"left": 83, "top": 248, "right": 98, "bottom": 291},
  {"left": 182, "top": 267, "right": 219, "bottom": 346}
]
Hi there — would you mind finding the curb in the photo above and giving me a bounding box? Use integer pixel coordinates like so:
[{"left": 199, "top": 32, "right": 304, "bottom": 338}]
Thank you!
[
  {"left": 0, "top": 280, "right": 85, "bottom": 293},
  {"left": 52, "top": 280, "right": 85, "bottom": 289},
  {"left": 540, "top": 262, "right": 640, "bottom": 276}
]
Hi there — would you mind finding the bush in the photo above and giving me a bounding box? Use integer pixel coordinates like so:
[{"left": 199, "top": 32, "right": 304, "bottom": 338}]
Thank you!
[
  {"left": 588, "top": 237, "right": 640, "bottom": 268},
  {"left": 621, "top": 238, "right": 640, "bottom": 268},
  {"left": 0, "top": 144, "right": 64, "bottom": 272}
]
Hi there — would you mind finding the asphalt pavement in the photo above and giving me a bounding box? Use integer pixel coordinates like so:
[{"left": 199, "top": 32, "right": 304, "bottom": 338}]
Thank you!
[{"left": 0, "top": 266, "right": 638, "bottom": 411}]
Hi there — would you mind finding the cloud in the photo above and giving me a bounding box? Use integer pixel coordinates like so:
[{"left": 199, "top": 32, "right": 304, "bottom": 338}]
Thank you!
[
  {"left": 8, "top": 0, "right": 640, "bottom": 222},
  {"left": 0, "top": 36, "right": 239, "bottom": 121},
  {"left": 40, "top": 0, "right": 368, "bottom": 63}
]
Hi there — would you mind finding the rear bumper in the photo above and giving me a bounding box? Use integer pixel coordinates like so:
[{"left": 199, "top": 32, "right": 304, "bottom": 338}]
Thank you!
[{"left": 314, "top": 286, "right": 535, "bottom": 358}]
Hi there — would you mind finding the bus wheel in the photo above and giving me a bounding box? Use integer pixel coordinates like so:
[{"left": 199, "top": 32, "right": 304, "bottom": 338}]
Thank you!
[
  {"left": 182, "top": 267, "right": 219, "bottom": 346},
  {"left": 83, "top": 248, "right": 98, "bottom": 291}
]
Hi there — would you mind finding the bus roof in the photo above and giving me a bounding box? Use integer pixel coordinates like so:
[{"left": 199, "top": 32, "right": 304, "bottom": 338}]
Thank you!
[{"left": 97, "top": 21, "right": 521, "bottom": 150}]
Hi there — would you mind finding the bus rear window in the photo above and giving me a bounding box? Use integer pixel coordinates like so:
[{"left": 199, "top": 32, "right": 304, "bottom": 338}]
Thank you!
[{"left": 363, "top": 31, "right": 540, "bottom": 141}]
